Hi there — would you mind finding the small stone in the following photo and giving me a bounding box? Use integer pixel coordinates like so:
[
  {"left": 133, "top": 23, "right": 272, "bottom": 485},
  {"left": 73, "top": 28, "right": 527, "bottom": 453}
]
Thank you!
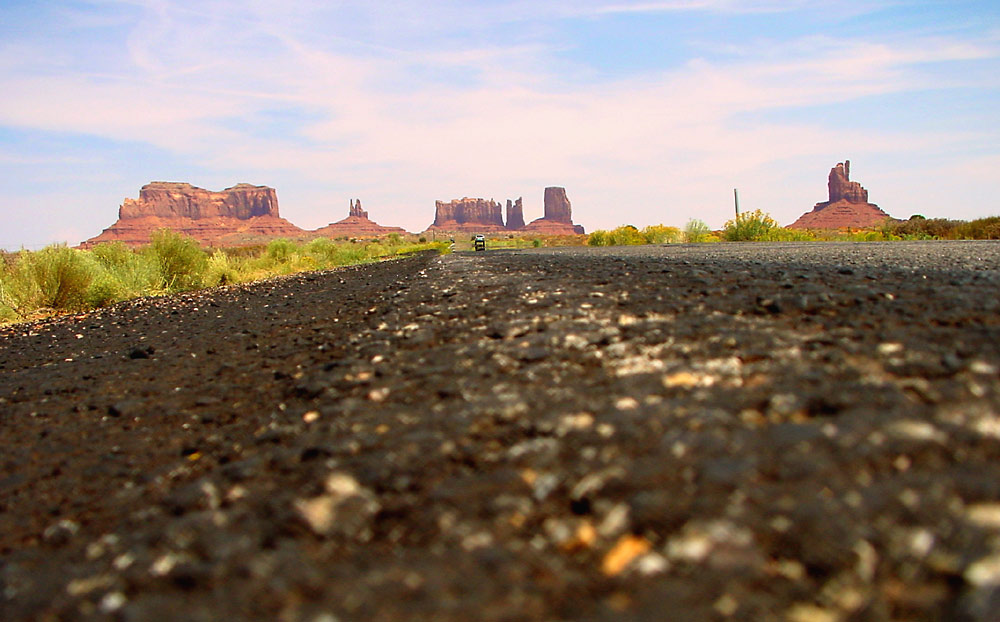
[
  {"left": 786, "top": 604, "right": 841, "bottom": 622},
  {"left": 663, "top": 371, "right": 706, "bottom": 388},
  {"left": 128, "top": 346, "right": 154, "bottom": 359},
  {"left": 614, "top": 396, "right": 639, "bottom": 410},
  {"left": 714, "top": 594, "right": 739, "bottom": 617},
  {"left": 966, "top": 553, "right": 1000, "bottom": 586},
  {"left": 967, "top": 504, "right": 1000, "bottom": 530},
  {"left": 99, "top": 591, "right": 127, "bottom": 614},
  {"left": 602, "top": 535, "right": 651, "bottom": 576},
  {"left": 66, "top": 574, "right": 114, "bottom": 596},
  {"left": 633, "top": 552, "right": 669, "bottom": 576},
  {"left": 43, "top": 519, "right": 80, "bottom": 546},
  {"left": 598, "top": 504, "right": 630, "bottom": 538},
  {"left": 886, "top": 420, "right": 946, "bottom": 443},
  {"left": 878, "top": 342, "right": 904, "bottom": 355}
]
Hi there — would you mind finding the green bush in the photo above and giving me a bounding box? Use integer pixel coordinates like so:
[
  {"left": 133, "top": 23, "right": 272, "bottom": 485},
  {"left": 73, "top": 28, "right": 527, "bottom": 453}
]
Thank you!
[
  {"left": 587, "top": 225, "right": 648, "bottom": 246},
  {"left": 1, "top": 236, "right": 449, "bottom": 325},
  {"left": 954, "top": 216, "right": 1000, "bottom": 240},
  {"left": 723, "top": 210, "right": 778, "bottom": 241},
  {"left": 144, "top": 230, "right": 208, "bottom": 292},
  {"left": 266, "top": 238, "right": 296, "bottom": 262},
  {"left": 21, "top": 245, "right": 96, "bottom": 311},
  {"left": 204, "top": 250, "right": 243, "bottom": 287},
  {"left": 90, "top": 241, "right": 162, "bottom": 298},
  {"left": 641, "top": 224, "right": 682, "bottom": 244},
  {"left": 721, "top": 210, "right": 812, "bottom": 242},
  {"left": 587, "top": 231, "right": 608, "bottom": 246},
  {"left": 91, "top": 241, "right": 132, "bottom": 268},
  {"left": 85, "top": 274, "right": 125, "bottom": 308},
  {"left": 683, "top": 219, "right": 713, "bottom": 243}
]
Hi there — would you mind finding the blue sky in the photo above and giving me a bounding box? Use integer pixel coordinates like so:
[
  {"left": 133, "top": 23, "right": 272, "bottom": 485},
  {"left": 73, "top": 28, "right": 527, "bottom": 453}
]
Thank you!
[{"left": 1, "top": 0, "right": 998, "bottom": 248}]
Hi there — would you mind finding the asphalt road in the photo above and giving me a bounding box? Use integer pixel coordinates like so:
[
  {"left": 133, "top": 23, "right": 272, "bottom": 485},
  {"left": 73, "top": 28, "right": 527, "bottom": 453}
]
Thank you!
[{"left": 2, "top": 241, "right": 1000, "bottom": 621}]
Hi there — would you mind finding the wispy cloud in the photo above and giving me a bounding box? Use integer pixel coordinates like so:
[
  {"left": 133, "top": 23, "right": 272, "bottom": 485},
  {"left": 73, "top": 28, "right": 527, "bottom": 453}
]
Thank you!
[{"left": 0, "top": 0, "right": 997, "bottom": 246}]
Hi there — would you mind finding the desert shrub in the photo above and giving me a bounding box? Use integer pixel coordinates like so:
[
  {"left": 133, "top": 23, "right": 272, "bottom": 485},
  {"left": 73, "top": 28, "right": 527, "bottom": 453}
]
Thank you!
[
  {"left": 204, "top": 250, "right": 243, "bottom": 287},
  {"left": 0, "top": 256, "right": 36, "bottom": 318},
  {"left": 90, "top": 241, "right": 132, "bottom": 268},
  {"left": 587, "top": 231, "right": 608, "bottom": 246},
  {"left": 387, "top": 233, "right": 403, "bottom": 246},
  {"left": 266, "top": 238, "right": 296, "bottom": 263},
  {"left": 955, "top": 216, "right": 1000, "bottom": 240},
  {"left": 683, "top": 219, "right": 713, "bottom": 243},
  {"left": 85, "top": 274, "right": 125, "bottom": 308},
  {"left": 532, "top": 238, "right": 542, "bottom": 248},
  {"left": 641, "top": 224, "right": 682, "bottom": 244},
  {"left": 723, "top": 210, "right": 778, "bottom": 241},
  {"left": 14, "top": 245, "right": 96, "bottom": 311},
  {"left": 304, "top": 238, "right": 337, "bottom": 263},
  {"left": 339, "top": 244, "right": 373, "bottom": 265},
  {"left": 881, "top": 218, "right": 958, "bottom": 240},
  {"left": 144, "top": 230, "right": 207, "bottom": 292},
  {"left": 610, "top": 225, "right": 646, "bottom": 246},
  {"left": 91, "top": 242, "right": 162, "bottom": 298}
]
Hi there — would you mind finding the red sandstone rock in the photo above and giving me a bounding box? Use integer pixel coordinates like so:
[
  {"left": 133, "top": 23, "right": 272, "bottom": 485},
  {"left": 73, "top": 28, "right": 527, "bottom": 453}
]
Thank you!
[
  {"left": 506, "top": 198, "right": 525, "bottom": 231},
  {"left": 82, "top": 182, "right": 304, "bottom": 247},
  {"left": 426, "top": 198, "right": 508, "bottom": 233},
  {"left": 543, "top": 187, "right": 572, "bottom": 223},
  {"left": 312, "top": 200, "right": 409, "bottom": 239},
  {"left": 521, "top": 187, "right": 586, "bottom": 235},
  {"left": 788, "top": 161, "right": 893, "bottom": 230}
]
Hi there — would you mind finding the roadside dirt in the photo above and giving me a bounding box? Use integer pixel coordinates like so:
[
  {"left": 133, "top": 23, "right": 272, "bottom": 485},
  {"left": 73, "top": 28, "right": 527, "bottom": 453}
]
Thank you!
[{"left": 2, "top": 242, "right": 1000, "bottom": 621}]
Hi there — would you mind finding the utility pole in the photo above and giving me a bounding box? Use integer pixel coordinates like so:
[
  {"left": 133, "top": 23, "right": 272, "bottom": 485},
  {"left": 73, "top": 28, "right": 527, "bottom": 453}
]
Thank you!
[{"left": 734, "top": 188, "right": 741, "bottom": 220}]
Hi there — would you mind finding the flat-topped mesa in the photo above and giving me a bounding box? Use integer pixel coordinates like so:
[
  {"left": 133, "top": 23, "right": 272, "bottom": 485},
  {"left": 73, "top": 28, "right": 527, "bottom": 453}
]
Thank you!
[
  {"left": 119, "top": 182, "right": 281, "bottom": 220},
  {"left": 427, "top": 197, "right": 507, "bottom": 232},
  {"left": 522, "top": 186, "right": 586, "bottom": 235},
  {"left": 81, "top": 181, "right": 304, "bottom": 247},
  {"left": 312, "top": 199, "right": 408, "bottom": 239},
  {"left": 788, "top": 161, "right": 893, "bottom": 230},
  {"left": 505, "top": 198, "right": 525, "bottom": 231}
]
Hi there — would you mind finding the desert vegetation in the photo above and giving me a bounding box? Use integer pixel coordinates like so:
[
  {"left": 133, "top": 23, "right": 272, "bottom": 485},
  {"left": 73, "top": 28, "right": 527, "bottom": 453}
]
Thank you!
[
  {"left": 0, "top": 230, "right": 447, "bottom": 323},
  {"left": 588, "top": 224, "right": 685, "bottom": 246},
  {"left": 587, "top": 212, "right": 1000, "bottom": 246}
]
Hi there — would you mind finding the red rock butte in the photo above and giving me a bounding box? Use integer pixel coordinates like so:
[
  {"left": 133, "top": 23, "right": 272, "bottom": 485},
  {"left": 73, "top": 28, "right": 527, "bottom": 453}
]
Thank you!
[
  {"left": 788, "top": 161, "right": 894, "bottom": 230},
  {"left": 81, "top": 182, "right": 305, "bottom": 248},
  {"left": 425, "top": 187, "right": 585, "bottom": 235},
  {"left": 311, "top": 200, "right": 409, "bottom": 239}
]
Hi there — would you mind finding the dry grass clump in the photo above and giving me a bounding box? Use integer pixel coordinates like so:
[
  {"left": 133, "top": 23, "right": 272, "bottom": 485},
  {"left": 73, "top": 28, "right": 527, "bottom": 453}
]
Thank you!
[{"left": 0, "top": 231, "right": 447, "bottom": 323}]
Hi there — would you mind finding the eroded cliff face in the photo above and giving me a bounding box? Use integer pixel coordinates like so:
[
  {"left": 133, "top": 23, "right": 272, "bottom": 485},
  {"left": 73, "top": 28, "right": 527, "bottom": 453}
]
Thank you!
[
  {"left": 522, "top": 187, "right": 585, "bottom": 235},
  {"left": 82, "top": 182, "right": 304, "bottom": 247},
  {"left": 505, "top": 198, "right": 525, "bottom": 231},
  {"left": 426, "top": 188, "right": 585, "bottom": 235},
  {"left": 427, "top": 198, "right": 507, "bottom": 232},
  {"left": 788, "top": 161, "right": 893, "bottom": 230},
  {"left": 827, "top": 161, "right": 869, "bottom": 204},
  {"left": 119, "top": 182, "right": 281, "bottom": 220},
  {"left": 542, "top": 187, "right": 573, "bottom": 223}
]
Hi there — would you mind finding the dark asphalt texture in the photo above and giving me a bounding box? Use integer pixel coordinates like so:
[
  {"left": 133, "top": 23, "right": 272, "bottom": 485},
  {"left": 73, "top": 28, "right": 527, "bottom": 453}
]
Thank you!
[{"left": 2, "top": 241, "right": 1000, "bottom": 621}]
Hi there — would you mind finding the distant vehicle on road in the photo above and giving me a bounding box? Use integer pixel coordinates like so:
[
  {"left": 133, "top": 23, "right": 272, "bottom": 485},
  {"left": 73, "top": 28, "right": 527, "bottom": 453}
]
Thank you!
[{"left": 474, "top": 235, "right": 486, "bottom": 251}]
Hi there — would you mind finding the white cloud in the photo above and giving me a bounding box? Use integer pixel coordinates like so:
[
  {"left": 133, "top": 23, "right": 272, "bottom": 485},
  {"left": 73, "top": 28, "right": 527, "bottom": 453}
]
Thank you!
[{"left": 0, "top": 0, "right": 997, "bottom": 246}]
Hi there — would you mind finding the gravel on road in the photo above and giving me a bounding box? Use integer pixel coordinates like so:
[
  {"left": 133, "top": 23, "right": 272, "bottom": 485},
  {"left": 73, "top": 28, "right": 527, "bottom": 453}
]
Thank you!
[{"left": 2, "top": 241, "right": 1000, "bottom": 621}]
